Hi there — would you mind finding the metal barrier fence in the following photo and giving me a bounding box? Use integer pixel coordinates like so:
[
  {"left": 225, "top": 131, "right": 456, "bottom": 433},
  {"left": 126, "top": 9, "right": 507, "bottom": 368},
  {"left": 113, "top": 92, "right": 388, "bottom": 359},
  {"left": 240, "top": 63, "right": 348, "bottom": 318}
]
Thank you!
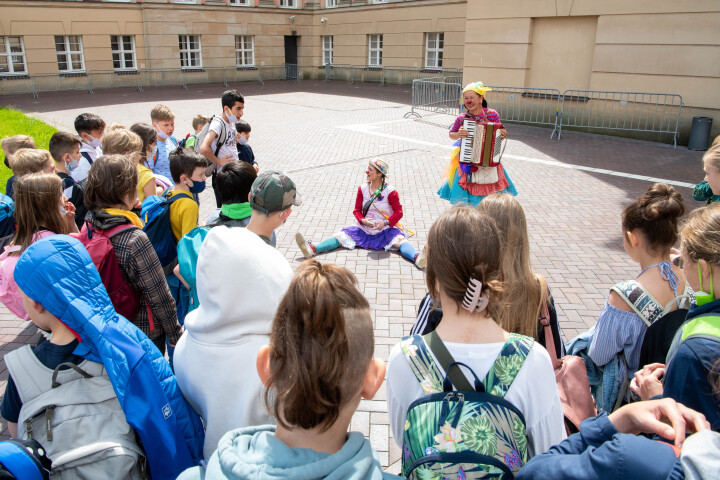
[
  {"left": 323, "top": 64, "right": 353, "bottom": 82},
  {"left": 223, "top": 67, "right": 262, "bottom": 86},
  {"left": 258, "top": 64, "right": 300, "bottom": 84},
  {"left": 32, "top": 72, "right": 92, "bottom": 96},
  {"left": 558, "top": 90, "right": 683, "bottom": 147},
  {"left": 405, "top": 82, "right": 682, "bottom": 147},
  {"left": 0, "top": 76, "right": 38, "bottom": 98},
  {"left": 87, "top": 70, "right": 142, "bottom": 93},
  {"left": 321, "top": 65, "right": 463, "bottom": 86},
  {"left": 486, "top": 86, "right": 562, "bottom": 138},
  {"left": 404, "top": 78, "right": 462, "bottom": 118}
]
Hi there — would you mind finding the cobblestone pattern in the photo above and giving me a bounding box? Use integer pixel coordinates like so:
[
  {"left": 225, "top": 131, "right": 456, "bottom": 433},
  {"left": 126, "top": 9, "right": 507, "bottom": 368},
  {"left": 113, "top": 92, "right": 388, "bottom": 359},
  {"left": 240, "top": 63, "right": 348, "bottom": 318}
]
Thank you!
[{"left": 0, "top": 82, "right": 706, "bottom": 472}]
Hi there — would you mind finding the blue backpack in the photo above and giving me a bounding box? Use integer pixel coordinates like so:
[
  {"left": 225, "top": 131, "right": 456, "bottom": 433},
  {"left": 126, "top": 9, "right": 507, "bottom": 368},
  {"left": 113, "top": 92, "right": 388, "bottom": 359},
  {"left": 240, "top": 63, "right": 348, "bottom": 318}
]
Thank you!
[
  {"left": 0, "top": 193, "right": 16, "bottom": 241},
  {"left": 141, "top": 190, "right": 193, "bottom": 268},
  {"left": 176, "top": 226, "right": 210, "bottom": 313}
]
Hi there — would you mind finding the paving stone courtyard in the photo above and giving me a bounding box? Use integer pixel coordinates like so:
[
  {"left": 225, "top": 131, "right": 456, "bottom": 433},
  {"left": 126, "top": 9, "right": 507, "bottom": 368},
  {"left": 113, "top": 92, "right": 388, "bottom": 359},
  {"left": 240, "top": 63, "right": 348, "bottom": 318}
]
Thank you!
[{"left": 0, "top": 80, "right": 705, "bottom": 472}]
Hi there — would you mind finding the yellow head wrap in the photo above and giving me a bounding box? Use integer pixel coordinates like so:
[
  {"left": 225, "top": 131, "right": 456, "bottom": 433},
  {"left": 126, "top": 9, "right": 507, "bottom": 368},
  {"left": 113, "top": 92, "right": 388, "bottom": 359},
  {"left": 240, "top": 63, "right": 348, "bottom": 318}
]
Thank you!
[{"left": 462, "top": 81, "right": 492, "bottom": 97}]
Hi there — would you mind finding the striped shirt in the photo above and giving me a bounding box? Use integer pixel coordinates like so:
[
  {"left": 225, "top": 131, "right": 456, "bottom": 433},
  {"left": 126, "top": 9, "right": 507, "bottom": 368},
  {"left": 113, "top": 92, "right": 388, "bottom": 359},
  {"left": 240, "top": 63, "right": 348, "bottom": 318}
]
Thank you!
[{"left": 450, "top": 108, "right": 501, "bottom": 132}]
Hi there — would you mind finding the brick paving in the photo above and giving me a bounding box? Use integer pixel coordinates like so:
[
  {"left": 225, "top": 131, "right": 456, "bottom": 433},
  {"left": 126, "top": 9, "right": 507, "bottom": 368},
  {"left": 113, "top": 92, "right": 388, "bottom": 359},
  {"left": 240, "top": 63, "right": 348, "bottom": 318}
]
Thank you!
[{"left": 0, "top": 81, "right": 706, "bottom": 472}]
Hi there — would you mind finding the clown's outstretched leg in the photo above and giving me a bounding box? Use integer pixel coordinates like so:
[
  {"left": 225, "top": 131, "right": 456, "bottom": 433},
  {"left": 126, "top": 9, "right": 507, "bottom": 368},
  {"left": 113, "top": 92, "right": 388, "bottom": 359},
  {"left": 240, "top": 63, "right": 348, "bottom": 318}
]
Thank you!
[
  {"left": 296, "top": 232, "right": 340, "bottom": 259},
  {"left": 398, "top": 241, "right": 426, "bottom": 269}
]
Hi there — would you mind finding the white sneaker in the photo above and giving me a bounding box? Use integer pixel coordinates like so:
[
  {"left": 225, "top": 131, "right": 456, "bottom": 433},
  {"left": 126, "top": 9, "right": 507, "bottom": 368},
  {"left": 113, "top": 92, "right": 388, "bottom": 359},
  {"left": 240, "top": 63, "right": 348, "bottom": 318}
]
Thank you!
[
  {"left": 415, "top": 248, "right": 427, "bottom": 269},
  {"left": 295, "top": 232, "right": 315, "bottom": 259}
]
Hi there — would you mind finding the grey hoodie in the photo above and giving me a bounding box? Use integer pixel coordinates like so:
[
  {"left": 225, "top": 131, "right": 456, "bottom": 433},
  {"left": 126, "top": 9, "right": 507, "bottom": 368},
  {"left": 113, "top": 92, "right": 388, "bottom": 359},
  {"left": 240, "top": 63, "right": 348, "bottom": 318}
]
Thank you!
[
  {"left": 681, "top": 429, "right": 720, "bottom": 480},
  {"left": 177, "top": 425, "right": 401, "bottom": 480}
]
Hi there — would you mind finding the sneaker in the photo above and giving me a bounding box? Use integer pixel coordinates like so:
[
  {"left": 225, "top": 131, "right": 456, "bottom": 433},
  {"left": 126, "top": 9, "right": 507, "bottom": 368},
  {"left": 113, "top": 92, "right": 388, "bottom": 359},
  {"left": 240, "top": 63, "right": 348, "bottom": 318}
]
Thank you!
[
  {"left": 295, "top": 232, "right": 315, "bottom": 259},
  {"left": 414, "top": 248, "right": 427, "bottom": 270}
]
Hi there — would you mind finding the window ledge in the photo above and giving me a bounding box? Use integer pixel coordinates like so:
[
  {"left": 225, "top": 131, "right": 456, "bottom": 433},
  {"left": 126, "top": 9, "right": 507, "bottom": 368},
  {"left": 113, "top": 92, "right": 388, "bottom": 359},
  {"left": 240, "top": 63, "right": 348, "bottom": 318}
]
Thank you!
[
  {"left": 0, "top": 74, "right": 30, "bottom": 80},
  {"left": 114, "top": 70, "right": 139, "bottom": 76},
  {"left": 181, "top": 68, "right": 205, "bottom": 73},
  {"left": 59, "top": 72, "right": 87, "bottom": 77},
  {"left": 236, "top": 66, "right": 258, "bottom": 71}
]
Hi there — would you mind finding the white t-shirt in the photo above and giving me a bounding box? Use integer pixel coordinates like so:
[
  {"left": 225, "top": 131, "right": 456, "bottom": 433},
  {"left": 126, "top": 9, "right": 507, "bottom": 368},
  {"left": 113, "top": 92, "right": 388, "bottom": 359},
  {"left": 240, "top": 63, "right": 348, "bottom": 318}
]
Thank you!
[
  {"left": 71, "top": 143, "right": 101, "bottom": 182},
  {"left": 209, "top": 116, "right": 239, "bottom": 163},
  {"left": 386, "top": 339, "right": 567, "bottom": 458}
]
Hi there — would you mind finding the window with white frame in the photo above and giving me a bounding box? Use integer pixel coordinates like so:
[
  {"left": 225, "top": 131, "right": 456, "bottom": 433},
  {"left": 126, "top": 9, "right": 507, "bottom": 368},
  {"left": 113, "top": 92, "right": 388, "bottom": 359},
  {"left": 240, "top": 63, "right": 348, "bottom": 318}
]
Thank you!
[
  {"left": 228, "top": 0, "right": 251, "bottom": 5},
  {"left": 322, "top": 36, "right": 333, "bottom": 66},
  {"left": 368, "top": 34, "right": 382, "bottom": 67},
  {"left": 326, "top": 0, "right": 338, "bottom": 7},
  {"left": 425, "top": 32, "right": 443, "bottom": 70},
  {"left": 0, "top": 36, "right": 27, "bottom": 76},
  {"left": 173, "top": 0, "right": 196, "bottom": 4},
  {"left": 373, "top": 0, "right": 388, "bottom": 3},
  {"left": 278, "top": 0, "right": 297, "bottom": 7},
  {"left": 179, "top": 35, "right": 202, "bottom": 69},
  {"left": 111, "top": 35, "right": 136, "bottom": 71},
  {"left": 55, "top": 35, "right": 85, "bottom": 73},
  {"left": 235, "top": 36, "right": 255, "bottom": 67}
]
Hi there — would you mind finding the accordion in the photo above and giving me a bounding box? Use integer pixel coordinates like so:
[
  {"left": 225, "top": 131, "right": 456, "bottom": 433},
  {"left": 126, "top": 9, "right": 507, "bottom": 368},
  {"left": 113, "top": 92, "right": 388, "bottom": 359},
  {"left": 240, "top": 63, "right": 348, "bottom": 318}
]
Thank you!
[{"left": 459, "top": 119, "right": 505, "bottom": 168}]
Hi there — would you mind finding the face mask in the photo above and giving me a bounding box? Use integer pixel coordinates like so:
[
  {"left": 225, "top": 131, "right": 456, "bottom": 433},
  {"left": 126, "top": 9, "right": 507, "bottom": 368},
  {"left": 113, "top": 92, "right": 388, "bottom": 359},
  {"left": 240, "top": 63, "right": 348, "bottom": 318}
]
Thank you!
[
  {"left": 65, "top": 154, "right": 80, "bottom": 172},
  {"left": 188, "top": 179, "right": 206, "bottom": 194},
  {"left": 696, "top": 263, "right": 715, "bottom": 306},
  {"left": 225, "top": 109, "right": 238, "bottom": 124},
  {"left": 237, "top": 136, "right": 248, "bottom": 146},
  {"left": 156, "top": 128, "right": 169, "bottom": 141},
  {"left": 147, "top": 145, "right": 157, "bottom": 158},
  {"left": 85, "top": 135, "right": 102, "bottom": 149},
  {"left": 59, "top": 205, "right": 68, "bottom": 216}
]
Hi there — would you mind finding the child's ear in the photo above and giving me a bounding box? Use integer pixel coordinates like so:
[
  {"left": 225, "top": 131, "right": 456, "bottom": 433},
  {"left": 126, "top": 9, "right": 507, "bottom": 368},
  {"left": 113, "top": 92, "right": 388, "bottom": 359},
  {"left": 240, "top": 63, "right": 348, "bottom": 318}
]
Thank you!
[
  {"left": 28, "top": 298, "right": 46, "bottom": 315},
  {"left": 256, "top": 345, "right": 272, "bottom": 387},
  {"left": 360, "top": 358, "right": 386, "bottom": 400},
  {"left": 626, "top": 230, "right": 640, "bottom": 248}
]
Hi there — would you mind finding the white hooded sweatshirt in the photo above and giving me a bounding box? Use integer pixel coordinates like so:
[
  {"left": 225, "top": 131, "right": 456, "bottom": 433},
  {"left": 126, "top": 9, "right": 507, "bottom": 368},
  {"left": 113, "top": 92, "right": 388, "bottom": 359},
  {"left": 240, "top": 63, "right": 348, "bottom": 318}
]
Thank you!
[{"left": 174, "top": 226, "right": 293, "bottom": 460}]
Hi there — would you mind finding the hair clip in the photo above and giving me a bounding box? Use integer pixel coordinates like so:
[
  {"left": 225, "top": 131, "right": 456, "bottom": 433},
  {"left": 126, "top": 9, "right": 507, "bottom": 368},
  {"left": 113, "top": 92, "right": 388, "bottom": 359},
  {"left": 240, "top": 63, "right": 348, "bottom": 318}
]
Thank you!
[{"left": 462, "top": 278, "right": 490, "bottom": 313}]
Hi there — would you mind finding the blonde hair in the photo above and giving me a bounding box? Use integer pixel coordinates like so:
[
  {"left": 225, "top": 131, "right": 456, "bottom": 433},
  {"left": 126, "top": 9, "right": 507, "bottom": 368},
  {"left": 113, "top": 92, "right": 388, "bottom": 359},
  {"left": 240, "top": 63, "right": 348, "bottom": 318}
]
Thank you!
[
  {"left": 192, "top": 115, "right": 210, "bottom": 131},
  {"left": 105, "top": 122, "right": 128, "bottom": 133},
  {"left": 150, "top": 104, "right": 175, "bottom": 122},
  {"left": 2, "top": 135, "right": 36, "bottom": 167},
  {"left": 426, "top": 205, "right": 503, "bottom": 316},
  {"left": 478, "top": 193, "right": 542, "bottom": 339},
  {"left": 681, "top": 203, "right": 720, "bottom": 266},
  {"left": 12, "top": 173, "right": 66, "bottom": 254},
  {"left": 12, "top": 149, "right": 52, "bottom": 177},
  {"left": 101, "top": 128, "right": 143, "bottom": 164},
  {"left": 703, "top": 143, "right": 720, "bottom": 172}
]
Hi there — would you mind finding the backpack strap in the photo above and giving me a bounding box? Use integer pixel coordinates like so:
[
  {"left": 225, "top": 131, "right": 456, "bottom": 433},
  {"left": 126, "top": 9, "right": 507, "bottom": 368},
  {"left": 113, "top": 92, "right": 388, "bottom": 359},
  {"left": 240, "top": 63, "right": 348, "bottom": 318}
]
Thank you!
[
  {"left": 162, "top": 190, "right": 193, "bottom": 204},
  {"left": 611, "top": 280, "right": 664, "bottom": 327},
  {"left": 399, "top": 335, "right": 445, "bottom": 395},
  {"left": 423, "top": 331, "right": 473, "bottom": 391},
  {"left": 103, "top": 224, "right": 139, "bottom": 239},
  {"left": 481, "top": 334, "right": 534, "bottom": 399},
  {"left": 210, "top": 116, "right": 226, "bottom": 158},
  {"left": 4, "top": 346, "right": 50, "bottom": 404},
  {"left": 80, "top": 151, "right": 93, "bottom": 165}
]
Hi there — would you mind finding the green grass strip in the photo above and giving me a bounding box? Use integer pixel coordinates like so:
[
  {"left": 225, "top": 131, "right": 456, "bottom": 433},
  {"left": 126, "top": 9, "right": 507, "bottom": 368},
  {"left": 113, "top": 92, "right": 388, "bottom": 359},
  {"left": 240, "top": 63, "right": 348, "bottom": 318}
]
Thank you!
[{"left": 0, "top": 107, "right": 59, "bottom": 193}]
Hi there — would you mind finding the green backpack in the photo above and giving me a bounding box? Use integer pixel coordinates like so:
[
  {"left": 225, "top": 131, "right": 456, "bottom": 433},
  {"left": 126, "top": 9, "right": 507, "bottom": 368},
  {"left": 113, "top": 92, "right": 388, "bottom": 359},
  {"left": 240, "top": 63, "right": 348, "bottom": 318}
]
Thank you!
[{"left": 400, "top": 332, "right": 534, "bottom": 480}]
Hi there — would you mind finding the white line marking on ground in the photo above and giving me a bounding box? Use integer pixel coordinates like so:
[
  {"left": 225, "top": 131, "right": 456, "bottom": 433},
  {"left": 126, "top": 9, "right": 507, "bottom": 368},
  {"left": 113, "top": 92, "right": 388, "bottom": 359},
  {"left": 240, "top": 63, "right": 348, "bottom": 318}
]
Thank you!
[{"left": 339, "top": 124, "right": 695, "bottom": 189}]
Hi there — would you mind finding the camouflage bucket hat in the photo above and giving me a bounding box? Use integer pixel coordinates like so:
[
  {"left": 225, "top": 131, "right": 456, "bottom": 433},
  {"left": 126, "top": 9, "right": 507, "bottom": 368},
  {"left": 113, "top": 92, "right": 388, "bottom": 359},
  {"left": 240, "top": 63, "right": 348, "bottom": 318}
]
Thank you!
[{"left": 250, "top": 170, "right": 302, "bottom": 215}]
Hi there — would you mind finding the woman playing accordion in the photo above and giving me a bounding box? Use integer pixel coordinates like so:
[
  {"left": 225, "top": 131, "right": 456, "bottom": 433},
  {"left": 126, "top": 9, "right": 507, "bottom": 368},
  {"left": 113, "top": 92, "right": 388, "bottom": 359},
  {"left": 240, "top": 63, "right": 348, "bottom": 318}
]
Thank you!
[{"left": 437, "top": 81, "right": 518, "bottom": 206}]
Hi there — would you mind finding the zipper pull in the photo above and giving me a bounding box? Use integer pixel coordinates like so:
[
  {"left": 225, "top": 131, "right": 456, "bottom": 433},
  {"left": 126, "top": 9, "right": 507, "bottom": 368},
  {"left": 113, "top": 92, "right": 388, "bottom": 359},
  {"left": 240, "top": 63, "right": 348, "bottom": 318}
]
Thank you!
[
  {"left": 24, "top": 420, "right": 33, "bottom": 439},
  {"left": 46, "top": 406, "right": 54, "bottom": 442}
]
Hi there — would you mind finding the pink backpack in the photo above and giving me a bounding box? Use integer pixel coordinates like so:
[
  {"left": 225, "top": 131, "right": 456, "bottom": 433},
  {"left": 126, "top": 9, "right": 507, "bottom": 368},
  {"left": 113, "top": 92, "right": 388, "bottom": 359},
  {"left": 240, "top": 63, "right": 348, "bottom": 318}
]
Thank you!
[
  {"left": 71, "top": 224, "right": 143, "bottom": 322},
  {"left": 0, "top": 230, "right": 54, "bottom": 319}
]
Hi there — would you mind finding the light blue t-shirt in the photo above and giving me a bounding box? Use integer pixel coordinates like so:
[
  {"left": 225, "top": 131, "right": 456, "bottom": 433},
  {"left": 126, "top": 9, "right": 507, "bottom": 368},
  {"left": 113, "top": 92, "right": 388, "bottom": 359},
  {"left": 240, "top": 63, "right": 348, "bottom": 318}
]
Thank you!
[{"left": 151, "top": 136, "right": 177, "bottom": 185}]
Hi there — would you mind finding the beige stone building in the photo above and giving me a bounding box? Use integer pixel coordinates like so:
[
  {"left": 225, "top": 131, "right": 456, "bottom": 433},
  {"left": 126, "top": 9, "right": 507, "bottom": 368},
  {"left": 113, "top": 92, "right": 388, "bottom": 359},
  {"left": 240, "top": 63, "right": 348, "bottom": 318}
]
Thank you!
[{"left": 1, "top": 0, "right": 718, "bottom": 142}]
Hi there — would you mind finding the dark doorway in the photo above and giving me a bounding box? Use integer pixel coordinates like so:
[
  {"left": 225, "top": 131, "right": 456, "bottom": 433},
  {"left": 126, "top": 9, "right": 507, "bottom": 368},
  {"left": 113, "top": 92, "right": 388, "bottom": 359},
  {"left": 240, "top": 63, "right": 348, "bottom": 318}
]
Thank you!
[{"left": 284, "top": 36, "right": 298, "bottom": 79}]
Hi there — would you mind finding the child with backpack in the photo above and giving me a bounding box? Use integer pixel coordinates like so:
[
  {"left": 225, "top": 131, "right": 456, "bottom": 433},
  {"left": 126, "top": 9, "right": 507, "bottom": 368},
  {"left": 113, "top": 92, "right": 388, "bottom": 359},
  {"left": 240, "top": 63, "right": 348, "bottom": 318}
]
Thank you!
[
  {"left": 1, "top": 134, "right": 36, "bottom": 197},
  {"left": 6, "top": 235, "right": 204, "bottom": 479},
  {"left": 0, "top": 173, "right": 77, "bottom": 320},
  {"left": 692, "top": 141, "right": 720, "bottom": 205},
  {"left": 177, "top": 260, "right": 398, "bottom": 479},
  {"left": 49, "top": 131, "right": 87, "bottom": 229},
  {"left": 130, "top": 122, "right": 163, "bottom": 201},
  {"left": 179, "top": 115, "right": 209, "bottom": 149},
  {"left": 101, "top": 126, "right": 156, "bottom": 204},
  {"left": 631, "top": 204, "right": 720, "bottom": 430},
  {"left": 199, "top": 89, "right": 244, "bottom": 207},
  {"left": 386, "top": 205, "right": 565, "bottom": 478},
  {"left": 150, "top": 104, "right": 178, "bottom": 185},
  {"left": 73, "top": 113, "right": 106, "bottom": 182},
  {"left": 569, "top": 184, "right": 693, "bottom": 413},
  {"left": 235, "top": 120, "right": 258, "bottom": 172},
  {"left": 83, "top": 154, "right": 183, "bottom": 354}
]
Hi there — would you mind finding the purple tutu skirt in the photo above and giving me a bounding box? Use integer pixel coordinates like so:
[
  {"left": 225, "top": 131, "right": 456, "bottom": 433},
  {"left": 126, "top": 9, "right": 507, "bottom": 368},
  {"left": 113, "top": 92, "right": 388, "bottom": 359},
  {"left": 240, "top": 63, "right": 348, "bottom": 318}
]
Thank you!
[{"left": 339, "top": 226, "right": 404, "bottom": 250}]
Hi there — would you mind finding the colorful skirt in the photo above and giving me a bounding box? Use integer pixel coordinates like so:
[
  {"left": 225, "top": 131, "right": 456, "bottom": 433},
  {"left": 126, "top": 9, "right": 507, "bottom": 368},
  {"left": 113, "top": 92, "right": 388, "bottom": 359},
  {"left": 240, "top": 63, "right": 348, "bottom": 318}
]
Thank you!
[
  {"left": 337, "top": 226, "right": 405, "bottom": 251},
  {"left": 437, "top": 145, "right": 518, "bottom": 206}
]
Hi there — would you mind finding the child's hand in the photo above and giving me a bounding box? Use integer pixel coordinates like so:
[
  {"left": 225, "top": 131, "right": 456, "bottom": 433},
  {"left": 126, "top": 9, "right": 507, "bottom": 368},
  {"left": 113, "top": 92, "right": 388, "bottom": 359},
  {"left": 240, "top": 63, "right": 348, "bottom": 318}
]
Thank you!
[
  {"left": 218, "top": 155, "right": 235, "bottom": 166},
  {"left": 500, "top": 128, "right": 507, "bottom": 139},
  {"left": 361, "top": 218, "right": 374, "bottom": 228},
  {"left": 630, "top": 363, "right": 665, "bottom": 401},
  {"left": 372, "top": 220, "right": 385, "bottom": 231}
]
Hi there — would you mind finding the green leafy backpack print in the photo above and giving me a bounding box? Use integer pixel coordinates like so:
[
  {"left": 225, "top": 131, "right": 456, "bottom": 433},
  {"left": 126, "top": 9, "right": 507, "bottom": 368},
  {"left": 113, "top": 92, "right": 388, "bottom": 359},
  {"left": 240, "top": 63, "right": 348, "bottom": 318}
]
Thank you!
[{"left": 401, "top": 333, "right": 534, "bottom": 480}]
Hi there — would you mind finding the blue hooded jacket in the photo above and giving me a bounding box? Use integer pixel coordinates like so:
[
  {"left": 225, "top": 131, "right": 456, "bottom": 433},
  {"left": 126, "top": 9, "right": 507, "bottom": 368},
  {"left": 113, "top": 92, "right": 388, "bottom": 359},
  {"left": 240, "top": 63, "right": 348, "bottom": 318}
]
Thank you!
[{"left": 15, "top": 235, "right": 204, "bottom": 479}]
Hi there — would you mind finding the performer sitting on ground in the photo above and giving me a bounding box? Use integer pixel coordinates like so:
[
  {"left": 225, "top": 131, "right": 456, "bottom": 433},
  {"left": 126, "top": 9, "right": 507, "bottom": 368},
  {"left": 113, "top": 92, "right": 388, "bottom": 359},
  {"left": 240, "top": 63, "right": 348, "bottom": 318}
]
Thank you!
[
  {"left": 296, "top": 159, "right": 425, "bottom": 269},
  {"left": 438, "top": 81, "right": 518, "bottom": 206}
]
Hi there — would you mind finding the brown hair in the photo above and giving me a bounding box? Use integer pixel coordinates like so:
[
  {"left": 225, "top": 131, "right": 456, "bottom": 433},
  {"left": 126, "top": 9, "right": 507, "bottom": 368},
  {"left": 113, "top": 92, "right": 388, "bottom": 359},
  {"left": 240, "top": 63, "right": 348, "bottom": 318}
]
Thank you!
[
  {"left": 267, "top": 260, "right": 374, "bottom": 432},
  {"left": 1, "top": 135, "right": 36, "bottom": 165},
  {"left": 426, "top": 205, "right": 503, "bottom": 316},
  {"left": 478, "top": 193, "right": 542, "bottom": 339},
  {"left": 681, "top": 203, "right": 720, "bottom": 266},
  {"left": 11, "top": 173, "right": 66, "bottom": 254},
  {"left": 192, "top": 115, "right": 210, "bottom": 131},
  {"left": 130, "top": 123, "right": 158, "bottom": 167},
  {"left": 150, "top": 104, "right": 174, "bottom": 122},
  {"left": 84, "top": 155, "right": 138, "bottom": 210},
  {"left": 622, "top": 183, "right": 685, "bottom": 255},
  {"left": 703, "top": 143, "right": 720, "bottom": 172},
  {"left": 48, "top": 131, "right": 81, "bottom": 163},
  {"left": 12, "top": 149, "right": 53, "bottom": 177},
  {"left": 100, "top": 128, "right": 143, "bottom": 164}
]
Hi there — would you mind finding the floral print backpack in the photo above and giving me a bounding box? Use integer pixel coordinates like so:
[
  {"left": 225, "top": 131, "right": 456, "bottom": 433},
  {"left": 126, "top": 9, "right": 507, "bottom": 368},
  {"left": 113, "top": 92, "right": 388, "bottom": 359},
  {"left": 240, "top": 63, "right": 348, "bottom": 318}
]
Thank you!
[{"left": 400, "top": 332, "right": 534, "bottom": 480}]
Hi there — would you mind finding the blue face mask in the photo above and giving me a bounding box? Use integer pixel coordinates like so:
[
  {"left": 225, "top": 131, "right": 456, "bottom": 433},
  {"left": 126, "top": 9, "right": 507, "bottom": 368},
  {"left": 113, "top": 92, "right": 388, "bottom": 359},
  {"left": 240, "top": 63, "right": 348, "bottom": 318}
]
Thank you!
[
  {"left": 188, "top": 179, "right": 206, "bottom": 194},
  {"left": 696, "top": 263, "right": 715, "bottom": 307}
]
